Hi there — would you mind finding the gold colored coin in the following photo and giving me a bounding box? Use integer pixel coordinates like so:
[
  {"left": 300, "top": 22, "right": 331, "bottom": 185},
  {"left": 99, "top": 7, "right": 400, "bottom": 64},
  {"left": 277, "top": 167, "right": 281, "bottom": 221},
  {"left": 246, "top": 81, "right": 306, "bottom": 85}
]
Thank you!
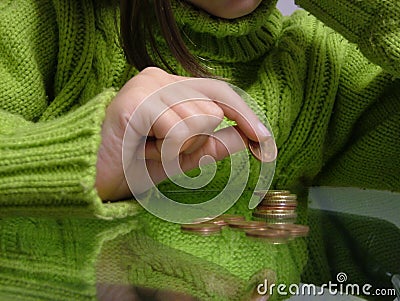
[
  {"left": 257, "top": 204, "right": 297, "bottom": 210},
  {"left": 260, "top": 196, "right": 297, "bottom": 207},
  {"left": 266, "top": 190, "right": 291, "bottom": 196},
  {"left": 252, "top": 211, "right": 297, "bottom": 220},
  {"left": 255, "top": 209, "right": 296, "bottom": 215},
  {"left": 254, "top": 189, "right": 291, "bottom": 197},
  {"left": 263, "top": 194, "right": 297, "bottom": 201}
]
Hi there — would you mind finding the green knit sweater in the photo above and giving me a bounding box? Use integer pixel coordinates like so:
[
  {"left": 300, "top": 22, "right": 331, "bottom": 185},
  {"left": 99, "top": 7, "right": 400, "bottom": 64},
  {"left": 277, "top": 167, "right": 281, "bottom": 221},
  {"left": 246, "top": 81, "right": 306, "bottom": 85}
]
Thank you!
[{"left": 0, "top": 0, "right": 399, "bottom": 300}]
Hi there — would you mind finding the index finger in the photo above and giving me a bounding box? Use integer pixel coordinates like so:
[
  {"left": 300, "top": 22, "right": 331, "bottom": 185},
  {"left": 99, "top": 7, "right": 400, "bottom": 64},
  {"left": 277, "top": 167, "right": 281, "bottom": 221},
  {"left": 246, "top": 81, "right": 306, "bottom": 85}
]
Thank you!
[{"left": 177, "top": 78, "right": 272, "bottom": 142}]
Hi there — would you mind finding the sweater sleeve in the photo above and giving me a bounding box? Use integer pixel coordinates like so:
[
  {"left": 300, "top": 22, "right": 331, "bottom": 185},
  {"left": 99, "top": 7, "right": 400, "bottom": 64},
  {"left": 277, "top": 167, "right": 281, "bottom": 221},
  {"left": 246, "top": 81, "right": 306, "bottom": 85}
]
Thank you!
[
  {"left": 1, "top": 91, "right": 121, "bottom": 218},
  {"left": 291, "top": 0, "right": 400, "bottom": 190},
  {"left": 295, "top": 0, "right": 400, "bottom": 77},
  {"left": 0, "top": 0, "right": 140, "bottom": 218}
]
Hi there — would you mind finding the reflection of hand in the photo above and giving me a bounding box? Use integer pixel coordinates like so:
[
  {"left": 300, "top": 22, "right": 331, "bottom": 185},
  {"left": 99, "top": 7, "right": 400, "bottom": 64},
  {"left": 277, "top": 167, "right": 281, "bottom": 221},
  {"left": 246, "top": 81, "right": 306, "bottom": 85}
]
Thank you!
[
  {"left": 95, "top": 67, "right": 273, "bottom": 201},
  {"left": 96, "top": 284, "right": 198, "bottom": 301}
]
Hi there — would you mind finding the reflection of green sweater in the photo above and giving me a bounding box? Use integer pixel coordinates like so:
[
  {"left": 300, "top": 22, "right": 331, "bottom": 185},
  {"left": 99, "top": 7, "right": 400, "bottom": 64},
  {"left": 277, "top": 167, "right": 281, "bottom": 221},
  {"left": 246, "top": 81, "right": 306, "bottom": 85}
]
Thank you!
[{"left": 0, "top": 0, "right": 399, "bottom": 300}]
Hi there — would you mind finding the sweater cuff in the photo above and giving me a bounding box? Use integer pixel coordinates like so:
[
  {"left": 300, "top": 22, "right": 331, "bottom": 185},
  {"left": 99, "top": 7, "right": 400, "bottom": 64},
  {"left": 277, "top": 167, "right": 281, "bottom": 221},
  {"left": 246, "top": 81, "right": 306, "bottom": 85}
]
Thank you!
[
  {"left": 0, "top": 89, "right": 140, "bottom": 219},
  {"left": 296, "top": 0, "right": 400, "bottom": 76}
]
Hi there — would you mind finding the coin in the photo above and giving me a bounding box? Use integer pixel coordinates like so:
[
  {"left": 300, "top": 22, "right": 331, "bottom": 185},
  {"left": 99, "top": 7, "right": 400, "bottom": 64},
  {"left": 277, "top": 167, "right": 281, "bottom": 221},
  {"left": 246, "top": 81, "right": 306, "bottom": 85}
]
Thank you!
[
  {"left": 245, "top": 229, "right": 290, "bottom": 238},
  {"left": 261, "top": 199, "right": 297, "bottom": 206},
  {"left": 285, "top": 224, "right": 309, "bottom": 237},
  {"left": 267, "top": 224, "right": 309, "bottom": 237},
  {"left": 192, "top": 217, "right": 215, "bottom": 224},
  {"left": 245, "top": 229, "right": 291, "bottom": 244},
  {"left": 255, "top": 209, "right": 296, "bottom": 215},
  {"left": 260, "top": 200, "right": 297, "bottom": 207},
  {"left": 248, "top": 137, "right": 277, "bottom": 163},
  {"left": 208, "top": 216, "right": 229, "bottom": 226},
  {"left": 252, "top": 211, "right": 298, "bottom": 220},
  {"left": 181, "top": 223, "right": 221, "bottom": 235},
  {"left": 257, "top": 203, "right": 297, "bottom": 210},
  {"left": 266, "top": 190, "right": 291, "bottom": 196},
  {"left": 255, "top": 210, "right": 297, "bottom": 218},
  {"left": 254, "top": 190, "right": 291, "bottom": 197},
  {"left": 228, "top": 220, "right": 268, "bottom": 230},
  {"left": 221, "top": 214, "right": 246, "bottom": 223},
  {"left": 263, "top": 194, "right": 297, "bottom": 201}
]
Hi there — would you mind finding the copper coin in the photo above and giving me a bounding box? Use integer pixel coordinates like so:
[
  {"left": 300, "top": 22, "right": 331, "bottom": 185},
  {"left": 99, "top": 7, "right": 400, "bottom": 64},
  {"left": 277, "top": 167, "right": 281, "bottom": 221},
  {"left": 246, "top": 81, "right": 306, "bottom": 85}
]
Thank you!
[
  {"left": 267, "top": 224, "right": 310, "bottom": 237},
  {"left": 228, "top": 220, "right": 268, "bottom": 230},
  {"left": 245, "top": 229, "right": 291, "bottom": 244},
  {"left": 192, "top": 217, "right": 215, "bottom": 224},
  {"left": 245, "top": 229, "right": 290, "bottom": 238},
  {"left": 286, "top": 224, "right": 310, "bottom": 237},
  {"left": 208, "top": 217, "right": 229, "bottom": 226},
  {"left": 248, "top": 137, "right": 277, "bottom": 163},
  {"left": 181, "top": 223, "right": 221, "bottom": 235},
  {"left": 221, "top": 214, "right": 246, "bottom": 223}
]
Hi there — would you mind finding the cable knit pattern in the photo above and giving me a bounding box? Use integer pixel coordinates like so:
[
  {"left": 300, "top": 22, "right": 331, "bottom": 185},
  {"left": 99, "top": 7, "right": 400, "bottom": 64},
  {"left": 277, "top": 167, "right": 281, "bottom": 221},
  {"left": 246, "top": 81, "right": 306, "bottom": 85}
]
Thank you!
[
  {"left": 0, "top": 217, "right": 137, "bottom": 301},
  {"left": 0, "top": 0, "right": 399, "bottom": 300}
]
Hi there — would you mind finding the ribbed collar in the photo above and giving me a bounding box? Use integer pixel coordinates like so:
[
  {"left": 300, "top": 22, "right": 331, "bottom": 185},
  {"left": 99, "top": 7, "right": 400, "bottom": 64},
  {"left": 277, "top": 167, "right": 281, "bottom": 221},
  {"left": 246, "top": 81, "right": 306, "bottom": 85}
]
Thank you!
[{"left": 171, "top": 0, "right": 282, "bottom": 63}]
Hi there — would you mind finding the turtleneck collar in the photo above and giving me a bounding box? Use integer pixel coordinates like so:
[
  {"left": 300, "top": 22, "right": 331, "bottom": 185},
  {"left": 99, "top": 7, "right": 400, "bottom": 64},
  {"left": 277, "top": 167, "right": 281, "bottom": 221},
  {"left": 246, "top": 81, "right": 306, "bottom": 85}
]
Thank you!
[{"left": 171, "top": 0, "right": 283, "bottom": 63}]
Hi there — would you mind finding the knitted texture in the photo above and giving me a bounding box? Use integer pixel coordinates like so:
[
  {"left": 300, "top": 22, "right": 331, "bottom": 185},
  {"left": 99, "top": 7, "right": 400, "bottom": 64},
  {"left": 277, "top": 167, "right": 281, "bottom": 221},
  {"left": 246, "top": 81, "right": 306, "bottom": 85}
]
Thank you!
[
  {"left": 97, "top": 228, "right": 301, "bottom": 301},
  {"left": 0, "top": 0, "right": 140, "bottom": 218},
  {"left": 303, "top": 209, "right": 400, "bottom": 301},
  {"left": 0, "top": 217, "right": 137, "bottom": 301},
  {"left": 0, "top": 0, "right": 399, "bottom": 300}
]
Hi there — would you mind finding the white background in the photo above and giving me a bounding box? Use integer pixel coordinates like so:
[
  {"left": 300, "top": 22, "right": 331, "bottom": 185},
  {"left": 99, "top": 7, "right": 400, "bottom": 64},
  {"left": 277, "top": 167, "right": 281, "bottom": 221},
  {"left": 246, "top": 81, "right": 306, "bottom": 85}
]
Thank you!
[{"left": 276, "top": 0, "right": 300, "bottom": 15}]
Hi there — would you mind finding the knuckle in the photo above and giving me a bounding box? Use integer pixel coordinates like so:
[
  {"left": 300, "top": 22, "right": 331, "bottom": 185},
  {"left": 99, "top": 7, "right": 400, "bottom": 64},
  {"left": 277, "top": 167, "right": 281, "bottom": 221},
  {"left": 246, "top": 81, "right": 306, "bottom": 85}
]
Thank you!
[
  {"left": 140, "top": 67, "right": 172, "bottom": 83},
  {"left": 211, "top": 79, "right": 231, "bottom": 92},
  {"left": 211, "top": 103, "right": 224, "bottom": 120},
  {"left": 141, "top": 66, "right": 164, "bottom": 76},
  {"left": 208, "top": 136, "right": 222, "bottom": 159},
  {"left": 203, "top": 103, "right": 224, "bottom": 126},
  {"left": 168, "top": 121, "right": 191, "bottom": 141}
]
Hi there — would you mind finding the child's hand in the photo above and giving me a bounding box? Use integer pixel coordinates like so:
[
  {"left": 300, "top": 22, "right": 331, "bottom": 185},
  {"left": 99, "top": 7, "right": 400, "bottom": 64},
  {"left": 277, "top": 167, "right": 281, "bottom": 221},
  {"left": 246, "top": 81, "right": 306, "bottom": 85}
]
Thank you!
[{"left": 95, "top": 67, "right": 273, "bottom": 201}]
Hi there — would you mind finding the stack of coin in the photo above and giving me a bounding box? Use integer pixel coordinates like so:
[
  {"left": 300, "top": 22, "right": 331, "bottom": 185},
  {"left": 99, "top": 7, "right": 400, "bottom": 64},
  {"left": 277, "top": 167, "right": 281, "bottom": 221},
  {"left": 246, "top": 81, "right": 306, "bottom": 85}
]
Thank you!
[{"left": 252, "top": 190, "right": 298, "bottom": 224}]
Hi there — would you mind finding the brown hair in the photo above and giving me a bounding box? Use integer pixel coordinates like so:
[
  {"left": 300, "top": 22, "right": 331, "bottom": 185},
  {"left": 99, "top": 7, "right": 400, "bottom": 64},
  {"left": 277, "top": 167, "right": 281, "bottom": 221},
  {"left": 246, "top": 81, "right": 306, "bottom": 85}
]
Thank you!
[{"left": 119, "top": 0, "right": 211, "bottom": 77}]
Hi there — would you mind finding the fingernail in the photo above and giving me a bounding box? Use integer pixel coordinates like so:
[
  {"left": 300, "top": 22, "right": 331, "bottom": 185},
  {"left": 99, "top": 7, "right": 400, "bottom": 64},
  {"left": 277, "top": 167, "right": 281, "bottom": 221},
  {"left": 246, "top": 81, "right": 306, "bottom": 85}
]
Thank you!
[{"left": 257, "top": 123, "right": 272, "bottom": 139}]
